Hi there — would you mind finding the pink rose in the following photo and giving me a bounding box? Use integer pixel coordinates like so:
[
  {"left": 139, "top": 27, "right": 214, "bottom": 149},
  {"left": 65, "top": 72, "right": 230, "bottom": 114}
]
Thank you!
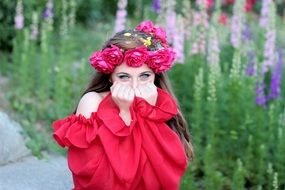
[
  {"left": 124, "top": 46, "right": 148, "bottom": 67},
  {"left": 89, "top": 51, "right": 115, "bottom": 73},
  {"left": 153, "top": 27, "right": 167, "bottom": 44},
  {"left": 102, "top": 45, "right": 124, "bottom": 66},
  {"left": 146, "top": 48, "right": 176, "bottom": 73},
  {"left": 135, "top": 20, "right": 155, "bottom": 34}
]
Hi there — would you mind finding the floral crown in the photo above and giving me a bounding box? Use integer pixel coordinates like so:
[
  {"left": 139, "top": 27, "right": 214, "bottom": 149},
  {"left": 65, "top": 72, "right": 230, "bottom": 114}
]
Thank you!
[{"left": 89, "top": 20, "right": 176, "bottom": 74}]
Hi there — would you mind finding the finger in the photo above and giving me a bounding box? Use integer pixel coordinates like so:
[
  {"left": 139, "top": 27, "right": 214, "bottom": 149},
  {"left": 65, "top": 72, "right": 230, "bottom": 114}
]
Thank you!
[
  {"left": 123, "top": 85, "right": 132, "bottom": 100},
  {"left": 110, "top": 81, "right": 118, "bottom": 92},
  {"left": 146, "top": 82, "right": 157, "bottom": 95},
  {"left": 149, "top": 81, "right": 158, "bottom": 91},
  {"left": 138, "top": 84, "right": 148, "bottom": 97},
  {"left": 143, "top": 83, "right": 152, "bottom": 96},
  {"left": 126, "top": 86, "right": 135, "bottom": 101},
  {"left": 129, "top": 88, "right": 135, "bottom": 100},
  {"left": 136, "top": 85, "right": 143, "bottom": 95},
  {"left": 134, "top": 87, "right": 142, "bottom": 97},
  {"left": 112, "top": 82, "right": 122, "bottom": 98},
  {"left": 117, "top": 84, "right": 127, "bottom": 99}
]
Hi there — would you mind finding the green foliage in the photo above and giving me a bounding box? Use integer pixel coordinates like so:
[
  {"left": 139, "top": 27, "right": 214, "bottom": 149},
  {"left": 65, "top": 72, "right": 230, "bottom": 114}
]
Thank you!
[{"left": 232, "top": 159, "right": 246, "bottom": 190}]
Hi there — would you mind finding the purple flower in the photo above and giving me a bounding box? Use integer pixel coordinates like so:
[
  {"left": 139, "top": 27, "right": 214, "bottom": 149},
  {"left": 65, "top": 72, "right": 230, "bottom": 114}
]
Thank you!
[
  {"left": 43, "top": 9, "right": 52, "bottom": 19},
  {"left": 43, "top": 0, "right": 53, "bottom": 19},
  {"left": 259, "top": 0, "right": 272, "bottom": 28},
  {"left": 15, "top": 15, "right": 24, "bottom": 29},
  {"left": 242, "top": 23, "right": 252, "bottom": 42},
  {"left": 173, "top": 16, "right": 185, "bottom": 63},
  {"left": 261, "top": 1, "right": 276, "bottom": 74},
  {"left": 114, "top": 0, "right": 128, "bottom": 33},
  {"left": 190, "top": 8, "right": 208, "bottom": 55},
  {"left": 268, "top": 49, "right": 283, "bottom": 99},
  {"left": 207, "top": 26, "right": 220, "bottom": 65},
  {"left": 262, "top": 30, "right": 276, "bottom": 74},
  {"left": 166, "top": 9, "right": 176, "bottom": 44},
  {"left": 230, "top": 0, "right": 245, "bottom": 49},
  {"left": 152, "top": 0, "right": 161, "bottom": 13},
  {"left": 114, "top": 9, "right": 127, "bottom": 32},
  {"left": 14, "top": 0, "right": 24, "bottom": 29},
  {"left": 245, "top": 51, "right": 256, "bottom": 76},
  {"left": 255, "top": 80, "right": 267, "bottom": 107}
]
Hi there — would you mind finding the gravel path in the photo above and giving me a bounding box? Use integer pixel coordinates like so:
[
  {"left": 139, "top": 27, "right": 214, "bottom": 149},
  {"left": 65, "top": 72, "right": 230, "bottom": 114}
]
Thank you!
[{"left": 0, "top": 154, "right": 73, "bottom": 190}]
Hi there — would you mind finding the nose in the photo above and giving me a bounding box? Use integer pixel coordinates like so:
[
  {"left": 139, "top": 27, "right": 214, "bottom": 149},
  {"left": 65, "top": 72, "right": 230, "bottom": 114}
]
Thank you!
[{"left": 131, "top": 79, "right": 138, "bottom": 89}]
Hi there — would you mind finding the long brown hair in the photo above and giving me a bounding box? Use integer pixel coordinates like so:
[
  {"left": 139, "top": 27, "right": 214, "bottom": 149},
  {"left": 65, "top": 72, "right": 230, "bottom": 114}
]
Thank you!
[{"left": 76, "top": 29, "right": 194, "bottom": 162}]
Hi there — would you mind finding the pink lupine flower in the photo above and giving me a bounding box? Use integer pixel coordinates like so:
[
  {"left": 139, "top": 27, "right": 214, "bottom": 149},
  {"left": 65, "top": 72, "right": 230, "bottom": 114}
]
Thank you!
[
  {"left": 259, "top": 0, "right": 272, "bottom": 28},
  {"left": 14, "top": 0, "right": 24, "bottom": 29},
  {"left": 218, "top": 12, "right": 228, "bottom": 25},
  {"left": 30, "top": 12, "right": 39, "bottom": 40},
  {"left": 230, "top": 0, "right": 245, "bottom": 48},
  {"left": 114, "top": 0, "right": 128, "bottom": 33},
  {"left": 261, "top": 1, "right": 276, "bottom": 74},
  {"left": 165, "top": 8, "right": 176, "bottom": 44},
  {"left": 173, "top": 16, "right": 185, "bottom": 63}
]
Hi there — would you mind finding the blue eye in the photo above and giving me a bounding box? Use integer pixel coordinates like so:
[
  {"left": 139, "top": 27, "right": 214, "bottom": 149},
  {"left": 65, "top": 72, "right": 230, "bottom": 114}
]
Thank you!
[
  {"left": 141, "top": 74, "right": 150, "bottom": 78},
  {"left": 118, "top": 75, "right": 129, "bottom": 79}
]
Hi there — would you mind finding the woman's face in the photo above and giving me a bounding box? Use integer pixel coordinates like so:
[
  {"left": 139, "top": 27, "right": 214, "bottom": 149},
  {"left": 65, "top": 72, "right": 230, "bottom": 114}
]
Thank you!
[{"left": 110, "top": 62, "right": 155, "bottom": 89}]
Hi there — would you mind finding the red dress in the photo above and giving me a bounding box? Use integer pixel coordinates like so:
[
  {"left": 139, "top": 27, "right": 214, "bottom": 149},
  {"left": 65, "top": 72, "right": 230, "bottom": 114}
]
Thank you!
[{"left": 52, "top": 87, "right": 188, "bottom": 190}]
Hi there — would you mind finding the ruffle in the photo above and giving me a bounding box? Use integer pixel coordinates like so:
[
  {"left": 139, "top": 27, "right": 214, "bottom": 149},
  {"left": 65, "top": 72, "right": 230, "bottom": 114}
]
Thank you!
[
  {"left": 134, "top": 88, "right": 178, "bottom": 122},
  {"left": 52, "top": 112, "right": 98, "bottom": 148},
  {"left": 96, "top": 93, "right": 137, "bottom": 137}
]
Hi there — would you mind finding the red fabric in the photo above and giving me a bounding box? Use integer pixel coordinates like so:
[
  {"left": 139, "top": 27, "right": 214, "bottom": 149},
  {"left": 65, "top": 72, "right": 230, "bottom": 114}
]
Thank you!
[{"left": 52, "top": 87, "right": 188, "bottom": 190}]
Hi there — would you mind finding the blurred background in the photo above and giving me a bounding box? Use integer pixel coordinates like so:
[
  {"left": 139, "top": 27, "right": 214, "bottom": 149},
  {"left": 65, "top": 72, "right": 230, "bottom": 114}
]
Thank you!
[{"left": 0, "top": 0, "right": 285, "bottom": 189}]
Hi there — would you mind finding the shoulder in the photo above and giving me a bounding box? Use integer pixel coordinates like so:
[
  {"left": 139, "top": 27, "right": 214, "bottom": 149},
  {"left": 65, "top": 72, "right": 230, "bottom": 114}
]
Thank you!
[{"left": 75, "top": 91, "right": 109, "bottom": 118}]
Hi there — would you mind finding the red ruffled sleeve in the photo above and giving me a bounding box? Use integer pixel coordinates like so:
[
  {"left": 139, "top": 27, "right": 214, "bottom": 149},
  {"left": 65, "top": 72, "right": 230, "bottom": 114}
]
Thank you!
[{"left": 52, "top": 112, "right": 98, "bottom": 148}]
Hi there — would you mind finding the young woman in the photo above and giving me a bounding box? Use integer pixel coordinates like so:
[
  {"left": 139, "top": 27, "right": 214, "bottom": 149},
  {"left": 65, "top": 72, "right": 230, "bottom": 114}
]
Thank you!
[{"left": 52, "top": 20, "right": 194, "bottom": 190}]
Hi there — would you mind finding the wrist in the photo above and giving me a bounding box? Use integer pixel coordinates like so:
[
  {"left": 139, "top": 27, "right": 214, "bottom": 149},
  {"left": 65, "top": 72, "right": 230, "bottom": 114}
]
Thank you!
[{"left": 119, "top": 109, "right": 133, "bottom": 126}]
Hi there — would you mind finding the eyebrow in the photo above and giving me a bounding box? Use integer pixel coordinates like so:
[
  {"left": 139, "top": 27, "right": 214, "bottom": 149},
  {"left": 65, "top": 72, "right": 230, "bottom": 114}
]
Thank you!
[{"left": 116, "top": 71, "right": 152, "bottom": 75}]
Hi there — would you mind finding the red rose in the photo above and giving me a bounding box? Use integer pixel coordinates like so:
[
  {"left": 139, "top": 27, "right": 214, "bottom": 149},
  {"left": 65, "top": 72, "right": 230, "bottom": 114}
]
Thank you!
[
  {"left": 89, "top": 51, "right": 115, "bottom": 73},
  {"left": 245, "top": 0, "right": 256, "bottom": 12},
  {"left": 102, "top": 45, "right": 124, "bottom": 66},
  {"left": 146, "top": 48, "right": 176, "bottom": 73},
  {"left": 124, "top": 46, "right": 148, "bottom": 67},
  {"left": 135, "top": 20, "right": 155, "bottom": 33}
]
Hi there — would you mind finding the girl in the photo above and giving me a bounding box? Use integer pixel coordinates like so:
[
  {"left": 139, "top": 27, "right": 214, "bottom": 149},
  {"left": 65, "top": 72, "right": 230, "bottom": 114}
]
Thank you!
[{"left": 52, "top": 20, "right": 194, "bottom": 190}]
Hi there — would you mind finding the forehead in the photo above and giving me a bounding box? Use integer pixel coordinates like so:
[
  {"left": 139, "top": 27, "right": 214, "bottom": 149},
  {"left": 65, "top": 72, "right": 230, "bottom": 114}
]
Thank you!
[{"left": 113, "top": 62, "right": 153, "bottom": 74}]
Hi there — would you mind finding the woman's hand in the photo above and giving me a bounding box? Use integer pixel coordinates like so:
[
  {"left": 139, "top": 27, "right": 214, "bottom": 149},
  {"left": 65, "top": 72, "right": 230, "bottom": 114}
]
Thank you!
[
  {"left": 134, "top": 82, "right": 158, "bottom": 106},
  {"left": 110, "top": 81, "right": 135, "bottom": 112}
]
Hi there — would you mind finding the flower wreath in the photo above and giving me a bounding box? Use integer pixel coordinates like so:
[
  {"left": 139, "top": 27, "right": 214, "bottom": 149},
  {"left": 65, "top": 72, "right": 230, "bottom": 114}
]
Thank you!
[{"left": 89, "top": 20, "right": 176, "bottom": 74}]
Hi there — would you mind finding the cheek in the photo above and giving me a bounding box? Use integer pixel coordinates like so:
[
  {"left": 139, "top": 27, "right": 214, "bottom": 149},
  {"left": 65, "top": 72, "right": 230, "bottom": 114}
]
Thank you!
[
  {"left": 110, "top": 75, "right": 116, "bottom": 83},
  {"left": 144, "top": 74, "right": 155, "bottom": 82},
  {"left": 150, "top": 75, "right": 155, "bottom": 83},
  {"left": 140, "top": 75, "right": 155, "bottom": 84}
]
